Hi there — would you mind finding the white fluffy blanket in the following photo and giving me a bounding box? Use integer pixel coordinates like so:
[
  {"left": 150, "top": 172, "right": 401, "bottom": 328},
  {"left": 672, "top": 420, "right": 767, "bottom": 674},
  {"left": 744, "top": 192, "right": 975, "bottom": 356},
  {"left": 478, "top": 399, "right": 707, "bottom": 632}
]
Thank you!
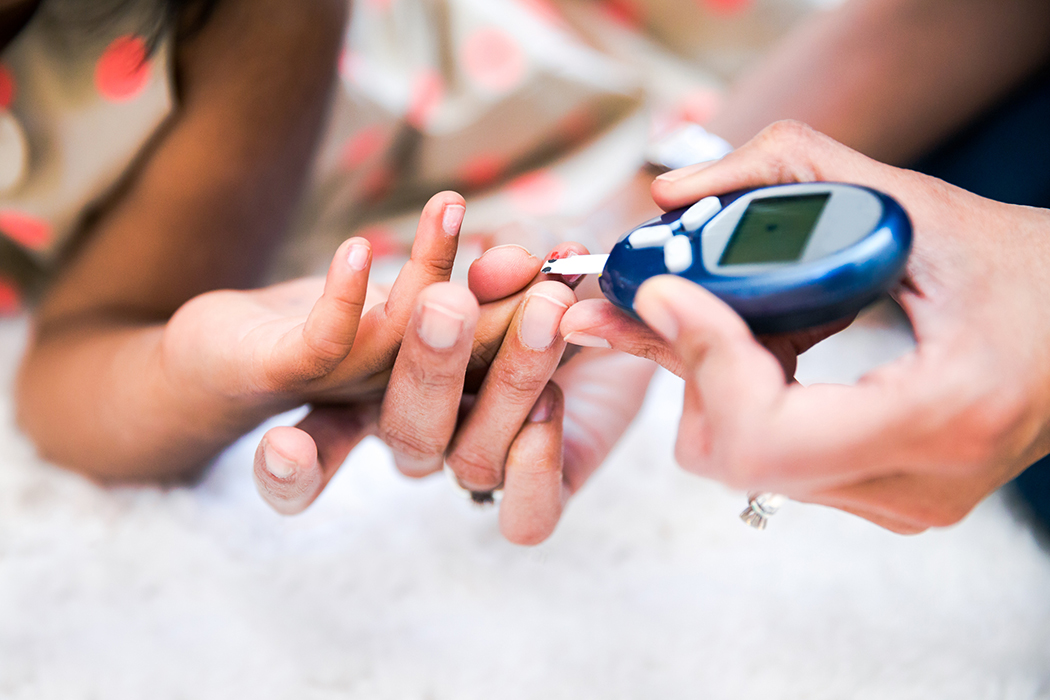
[{"left": 1, "top": 304, "right": 1049, "bottom": 699}]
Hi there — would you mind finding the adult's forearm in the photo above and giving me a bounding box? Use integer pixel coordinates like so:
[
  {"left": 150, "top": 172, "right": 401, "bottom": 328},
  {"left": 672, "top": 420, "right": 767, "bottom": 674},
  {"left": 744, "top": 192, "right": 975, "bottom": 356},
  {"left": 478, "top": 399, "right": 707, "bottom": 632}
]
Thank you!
[
  {"left": 16, "top": 323, "right": 282, "bottom": 481},
  {"left": 707, "top": 0, "right": 1050, "bottom": 164}
]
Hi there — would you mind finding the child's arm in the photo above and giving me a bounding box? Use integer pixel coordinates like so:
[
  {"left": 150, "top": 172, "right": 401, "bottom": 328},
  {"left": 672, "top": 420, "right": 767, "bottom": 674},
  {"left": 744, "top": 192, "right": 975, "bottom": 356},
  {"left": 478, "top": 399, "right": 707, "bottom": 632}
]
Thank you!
[{"left": 13, "top": 0, "right": 407, "bottom": 481}]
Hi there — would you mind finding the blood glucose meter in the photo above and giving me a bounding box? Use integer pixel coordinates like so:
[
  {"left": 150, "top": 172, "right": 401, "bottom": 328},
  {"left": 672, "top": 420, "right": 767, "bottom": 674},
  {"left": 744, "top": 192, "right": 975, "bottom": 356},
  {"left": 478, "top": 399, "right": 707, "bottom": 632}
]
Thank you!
[{"left": 542, "top": 182, "right": 912, "bottom": 334}]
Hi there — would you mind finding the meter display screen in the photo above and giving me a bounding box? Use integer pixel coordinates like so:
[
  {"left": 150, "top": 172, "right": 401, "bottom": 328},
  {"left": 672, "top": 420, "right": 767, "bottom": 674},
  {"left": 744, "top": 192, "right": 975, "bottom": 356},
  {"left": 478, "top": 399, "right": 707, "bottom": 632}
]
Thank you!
[{"left": 718, "top": 193, "right": 830, "bottom": 266}]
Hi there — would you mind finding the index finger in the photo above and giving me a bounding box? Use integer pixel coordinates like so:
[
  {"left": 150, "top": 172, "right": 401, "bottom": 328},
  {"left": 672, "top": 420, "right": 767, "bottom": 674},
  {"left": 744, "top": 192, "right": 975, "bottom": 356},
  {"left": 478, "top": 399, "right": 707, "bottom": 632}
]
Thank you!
[
  {"left": 650, "top": 121, "right": 898, "bottom": 212},
  {"left": 348, "top": 191, "right": 466, "bottom": 372}
]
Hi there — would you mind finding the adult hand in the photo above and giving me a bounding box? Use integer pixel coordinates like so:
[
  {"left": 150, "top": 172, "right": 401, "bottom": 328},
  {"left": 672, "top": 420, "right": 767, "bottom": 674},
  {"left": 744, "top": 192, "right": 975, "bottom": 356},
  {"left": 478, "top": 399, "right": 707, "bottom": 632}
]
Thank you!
[
  {"left": 561, "top": 121, "right": 1050, "bottom": 533},
  {"left": 164, "top": 191, "right": 466, "bottom": 410}
]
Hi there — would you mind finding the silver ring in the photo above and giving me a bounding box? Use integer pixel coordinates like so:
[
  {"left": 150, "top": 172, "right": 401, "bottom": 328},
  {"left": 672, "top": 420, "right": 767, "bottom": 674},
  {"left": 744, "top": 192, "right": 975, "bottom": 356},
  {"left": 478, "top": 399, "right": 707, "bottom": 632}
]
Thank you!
[{"left": 739, "top": 492, "right": 787, "bottom": 530}]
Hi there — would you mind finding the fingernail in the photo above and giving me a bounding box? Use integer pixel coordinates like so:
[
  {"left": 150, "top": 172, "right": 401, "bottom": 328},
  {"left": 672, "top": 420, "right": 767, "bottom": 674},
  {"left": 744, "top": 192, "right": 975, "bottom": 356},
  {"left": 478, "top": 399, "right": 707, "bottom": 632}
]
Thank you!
[
  {"left": 654, "top": 160, "right": 717, "bottom": 184},
  {"left": 418, "top": 301, "right": 465, "bottom": 349},
  {"left": 442, "top": 204, "right": 465, "bottom": 237},
  {"left": 478, "top": 243, "right": 535, "bottom": 260},
  {"left": 263, "top": 444, "right": 297, "bottom": 479},
  {"left": 347, "top": 243, "right": 370, "bottom": 271},
  {"left": 635, "top": 284, "right": 679, "bottom": 341},
  {"left": 520, "top": 293, "right": 569, "bottom": 350},
  {"left": 528, "top": 389, "right": 555, "bottom": 423},
  {"left": 563, "top": 331, "right": 611, "bottom": 349}
]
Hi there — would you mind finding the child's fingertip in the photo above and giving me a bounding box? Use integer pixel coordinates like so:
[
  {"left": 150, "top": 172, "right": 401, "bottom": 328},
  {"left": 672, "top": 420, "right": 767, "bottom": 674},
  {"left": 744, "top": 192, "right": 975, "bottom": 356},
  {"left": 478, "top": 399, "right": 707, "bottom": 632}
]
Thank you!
[
  {"left": 261, "top": 442, "right": 298, "bottom": 480},
  {"left": 442, "top": 203, "right": 466, "bottom": 237}
]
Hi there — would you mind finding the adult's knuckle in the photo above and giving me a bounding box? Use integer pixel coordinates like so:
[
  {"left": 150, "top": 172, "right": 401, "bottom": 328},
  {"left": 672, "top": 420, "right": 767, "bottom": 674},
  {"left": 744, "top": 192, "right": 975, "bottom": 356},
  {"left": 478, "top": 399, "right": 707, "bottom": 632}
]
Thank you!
[
  {"left": 758, "top": 120, "right": 813, "bottom": 153},
  {"left": 752, "top": 120, "right": 821, "bottom": 181}
]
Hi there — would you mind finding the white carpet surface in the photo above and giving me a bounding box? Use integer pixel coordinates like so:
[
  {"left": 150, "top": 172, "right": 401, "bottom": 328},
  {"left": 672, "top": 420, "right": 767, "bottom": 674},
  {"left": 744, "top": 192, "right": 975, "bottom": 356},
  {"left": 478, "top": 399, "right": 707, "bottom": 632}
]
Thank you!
[{"left": 1, "top": 303, "right": 1049, "bottom": 699}]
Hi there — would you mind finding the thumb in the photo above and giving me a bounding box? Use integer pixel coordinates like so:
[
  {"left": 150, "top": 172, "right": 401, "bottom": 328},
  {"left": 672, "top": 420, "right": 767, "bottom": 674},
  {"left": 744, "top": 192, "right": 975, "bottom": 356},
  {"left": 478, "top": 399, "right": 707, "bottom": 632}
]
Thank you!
[{"left": 633, "top": 276, "right": 785, "bottom": 463}]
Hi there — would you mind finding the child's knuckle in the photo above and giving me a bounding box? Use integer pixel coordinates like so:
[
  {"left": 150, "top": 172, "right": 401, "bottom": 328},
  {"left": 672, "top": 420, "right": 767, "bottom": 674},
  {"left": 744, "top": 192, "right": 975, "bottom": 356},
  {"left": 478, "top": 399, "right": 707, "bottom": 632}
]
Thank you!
[
  {"left": 378, "top": 421, "right": 444, "bottom": 463},
  {"left": 494, "top": 363, "right": 552, "bottom": 403}
]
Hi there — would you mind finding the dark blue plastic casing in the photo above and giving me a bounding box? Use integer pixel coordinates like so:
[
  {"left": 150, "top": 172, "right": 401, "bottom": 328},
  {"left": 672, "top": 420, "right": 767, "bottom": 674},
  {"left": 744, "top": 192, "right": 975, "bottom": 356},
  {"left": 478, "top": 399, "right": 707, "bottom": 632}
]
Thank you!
[{"left": 598, "top": 185, "right": 912, "bottom": 334}]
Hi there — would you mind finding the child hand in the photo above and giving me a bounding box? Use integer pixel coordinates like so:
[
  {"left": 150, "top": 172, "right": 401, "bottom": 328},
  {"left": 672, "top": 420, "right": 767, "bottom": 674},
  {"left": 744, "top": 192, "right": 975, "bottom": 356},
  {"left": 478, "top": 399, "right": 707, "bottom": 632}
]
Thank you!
[
  {"left": 161, "top": 192, "right": 466, "bottom": 414},
  {"left": 250, "top": 241, "right": 569, "bottom": 515},
  {"left": 253, "top": 242, "right": 655, "bottom": 545}
]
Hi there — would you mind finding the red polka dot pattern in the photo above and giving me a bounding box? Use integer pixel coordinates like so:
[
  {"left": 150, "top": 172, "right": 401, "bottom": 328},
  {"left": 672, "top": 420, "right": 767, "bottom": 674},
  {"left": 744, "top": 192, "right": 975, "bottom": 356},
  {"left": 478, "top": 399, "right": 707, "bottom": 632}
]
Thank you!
[
  {"left": 0, "top": 210, "right": 52, "bottom": 250},
  {"left": 700, "top": 0, "right": 752, "bottom": 15},
  {"left": 340, "top": 126, "right": 388, "bottom": 171},
  {"left": 0, "top": 65, "right": 14, "bottom": 110},
  {"left": 462, "top": 27, "right": 527, "bottom": 94},
  {"left": 407, "top": 69, "right": 444, "bottom": 129},
  {"left": 95, "top": 36, "right": 151, "bottom": 102},
  {"left": 459, "top": 154, "right": 506, "bottom": 189},
  {"left": 507, "top": 170, "right": 563, "bottom": 216},
  {"left": 0, "top": 279, "right": 20, "bottom": 315},
  {"left": 600, "top": 0, "right": 644, "bottom": 29}
]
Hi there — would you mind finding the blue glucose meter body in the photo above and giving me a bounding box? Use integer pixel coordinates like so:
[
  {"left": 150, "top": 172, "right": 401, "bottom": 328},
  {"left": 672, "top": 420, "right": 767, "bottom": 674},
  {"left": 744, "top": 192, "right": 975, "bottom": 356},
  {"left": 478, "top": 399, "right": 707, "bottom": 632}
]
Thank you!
[{"left": 597, "top": 182, "right": 912, "bottom": 334}]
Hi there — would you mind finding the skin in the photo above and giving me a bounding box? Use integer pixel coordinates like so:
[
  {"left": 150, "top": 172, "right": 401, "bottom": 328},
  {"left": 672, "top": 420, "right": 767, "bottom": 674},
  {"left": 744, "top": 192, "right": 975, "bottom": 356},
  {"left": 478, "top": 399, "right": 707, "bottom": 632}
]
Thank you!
[
  {"left": 19, "top": 0, "right": 1049, "bottom": 543},
  {"left": 268, "top": 0, "right": 1050, "bottom": 541},
  {"left": 7, "top": 0, "right": 650, "bottom": 545},
  {"left": 257, "top": 240, "right": 656, "bottom": 545},
  {"left": 562, "top": 120, "right": 1050, "bottom": 533},
  {"left": 516, "top": 0, "right": 1050, "bottom": 540},
  {"left": 9, "top": 0, "right": 577, "bottom": 499}
]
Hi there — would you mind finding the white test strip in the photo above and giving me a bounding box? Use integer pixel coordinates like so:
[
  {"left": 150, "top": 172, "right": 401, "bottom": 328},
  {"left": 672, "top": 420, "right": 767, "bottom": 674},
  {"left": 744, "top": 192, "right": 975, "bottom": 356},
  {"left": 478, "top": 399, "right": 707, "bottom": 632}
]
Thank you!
[{"left": 541, "top": 254, "right": 609, "bottom": 276}]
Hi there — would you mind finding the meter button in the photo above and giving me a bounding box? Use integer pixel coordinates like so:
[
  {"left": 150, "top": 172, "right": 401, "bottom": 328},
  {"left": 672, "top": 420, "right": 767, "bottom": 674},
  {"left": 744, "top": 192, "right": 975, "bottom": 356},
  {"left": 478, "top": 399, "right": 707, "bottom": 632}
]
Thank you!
[
  {"left": 663, "top": 235, "right": 693, "bottom": 273},
  {"left": 627, "top": 224, "right": 673, "bottom": 249},
  {"left": 680, "top": 196, "right": 721, "bottom": 233}
]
